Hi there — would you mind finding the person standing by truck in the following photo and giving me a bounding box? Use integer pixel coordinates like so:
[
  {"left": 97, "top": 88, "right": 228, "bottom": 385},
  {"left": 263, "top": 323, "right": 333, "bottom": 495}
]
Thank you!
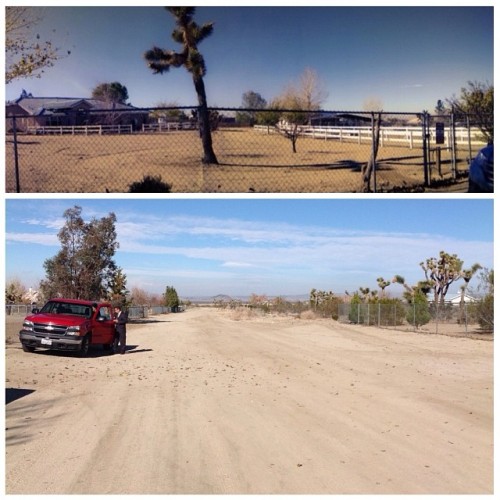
[{"left": 113, "top": 305, "right": 128, "bottom": 354}]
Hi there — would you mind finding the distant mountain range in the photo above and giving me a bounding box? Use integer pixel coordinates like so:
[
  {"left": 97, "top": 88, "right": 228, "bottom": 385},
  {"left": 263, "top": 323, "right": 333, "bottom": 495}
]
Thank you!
[{"left": 182, "top": 294, "right": 310, "bottom": 304}]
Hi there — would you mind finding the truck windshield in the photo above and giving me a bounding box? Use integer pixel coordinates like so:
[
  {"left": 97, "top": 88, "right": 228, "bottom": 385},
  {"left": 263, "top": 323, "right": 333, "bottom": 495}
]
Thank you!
[{"left": 40, "top": 301, "right": 92, "bottom": 318}]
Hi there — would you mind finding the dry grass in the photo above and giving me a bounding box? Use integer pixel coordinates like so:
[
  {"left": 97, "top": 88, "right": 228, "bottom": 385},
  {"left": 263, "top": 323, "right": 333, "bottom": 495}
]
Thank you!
[
  {"left": 5, "top": 128, "right": 469, "bottom": 193},
  {"left": 298, "top": 310, "right": 318, "bottom": 320}
]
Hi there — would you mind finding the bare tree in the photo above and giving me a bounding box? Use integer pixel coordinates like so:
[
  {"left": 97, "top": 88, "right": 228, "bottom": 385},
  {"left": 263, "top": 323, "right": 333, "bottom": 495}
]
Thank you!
[
  {"left": 5, "top": 278, "right": 27, "bottom": 304},
  {"left": 298, "top": 67, "right": 328, "bottom": 113},
  {"left": 5, "top": 7, "right": 67, "bottom": 83},
  {"left": 274, "top": 68, "right": 328, "bottom": 153}
]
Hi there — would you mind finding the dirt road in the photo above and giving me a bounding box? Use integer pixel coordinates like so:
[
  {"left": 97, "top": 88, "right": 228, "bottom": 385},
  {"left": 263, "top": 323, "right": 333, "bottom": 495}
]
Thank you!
[{"left": 5, "top": 307, "right": 493, "bottom": 494}]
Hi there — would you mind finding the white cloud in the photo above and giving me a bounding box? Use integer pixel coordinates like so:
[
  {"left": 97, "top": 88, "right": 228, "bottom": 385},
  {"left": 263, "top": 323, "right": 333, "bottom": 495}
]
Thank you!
[
  {"left": 5, "top": 232, "right": 59, "bottom": 246},
  {"left": 221, "top": 261, "right": 254, "bottom": 268},
  {"left": 6, "top": 207, "right": 493, "bottom": 297}
]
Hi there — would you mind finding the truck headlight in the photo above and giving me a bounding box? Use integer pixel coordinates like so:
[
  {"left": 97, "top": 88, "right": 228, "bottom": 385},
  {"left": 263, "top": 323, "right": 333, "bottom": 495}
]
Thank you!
[
  {"left": 66, "top": 326, "right": 81, "bottom": 336},
  {"left": 22, "top": 320, "right": 34, "bottom": 332}
]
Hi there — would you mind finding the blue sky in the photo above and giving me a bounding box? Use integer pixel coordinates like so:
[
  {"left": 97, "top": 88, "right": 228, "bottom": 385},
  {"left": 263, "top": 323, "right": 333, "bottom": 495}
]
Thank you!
[
  {"left": 4, "top": 2, "right": 494, "bottom": 112},
  {"left": 5, "top": 198, "right": 494, "bottom": 299}
]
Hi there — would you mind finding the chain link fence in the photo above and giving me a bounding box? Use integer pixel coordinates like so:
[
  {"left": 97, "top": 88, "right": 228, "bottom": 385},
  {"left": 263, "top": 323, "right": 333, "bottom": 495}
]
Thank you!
[
  {"left": 5, "top": 303, "right": 176, "bottom": 320},
  {"left": 6, "top": 300, "right": 491, "bottom": 338},
  {"left": 214, "top": 297, "right": 491, "bottom": 337},
  {"left": 335, "top": 301, "right": 490, "bottom": 337},
  {"left": 5, "top": 107, "right": 490, "bottom": 193}
]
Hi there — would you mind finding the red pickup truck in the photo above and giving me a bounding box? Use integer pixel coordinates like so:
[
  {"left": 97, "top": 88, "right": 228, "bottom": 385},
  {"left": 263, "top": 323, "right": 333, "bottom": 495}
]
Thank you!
[{"left": 19, "top": 298, "right": 118, "bottom": 357}]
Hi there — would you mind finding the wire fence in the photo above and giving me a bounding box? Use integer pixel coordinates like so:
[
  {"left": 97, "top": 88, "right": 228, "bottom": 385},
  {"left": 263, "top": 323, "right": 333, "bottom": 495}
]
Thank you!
[
  {"left": 214, "top": 298, "right": 492, "bottom": 337},
  {"left": 6, "top": 301, "right": 491, "bottom": 338},
  {"left": 334, "top": 301, "right": 489, "bottom": 336},
  {"left": 5, "top": 303, "right": 178, "bottom": 319},
  {"left": 5, "top": 107, "right": 490, "bottom": 193}
]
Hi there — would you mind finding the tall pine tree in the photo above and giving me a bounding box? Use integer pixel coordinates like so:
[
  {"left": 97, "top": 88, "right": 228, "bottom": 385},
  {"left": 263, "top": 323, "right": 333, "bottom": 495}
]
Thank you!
[{"left": 40, "top": 206, "right": 125, "bottom": 300}]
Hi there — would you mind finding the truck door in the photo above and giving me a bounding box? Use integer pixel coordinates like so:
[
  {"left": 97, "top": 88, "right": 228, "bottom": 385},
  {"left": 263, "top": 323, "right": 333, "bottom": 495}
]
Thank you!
[{"left": 93, "top": 305, "right": 115, "bottom": 344}]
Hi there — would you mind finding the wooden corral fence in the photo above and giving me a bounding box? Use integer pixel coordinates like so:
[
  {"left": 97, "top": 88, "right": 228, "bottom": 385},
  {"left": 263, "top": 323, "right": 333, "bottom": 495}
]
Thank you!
[
  {"left": 142, "top": 122, "right": 196, "bottom": 132},
  {"left": 26, "top": 124, "right": 133, "bottom": 135},
  {"left": 254, "top": 125, "right": 487, "bottom": 149}
]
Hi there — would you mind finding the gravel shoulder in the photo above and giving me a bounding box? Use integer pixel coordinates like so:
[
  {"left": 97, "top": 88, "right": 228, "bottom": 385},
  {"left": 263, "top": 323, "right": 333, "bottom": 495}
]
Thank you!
[{"left": 4, "top": 307, "right": 493, "bottom": 494}]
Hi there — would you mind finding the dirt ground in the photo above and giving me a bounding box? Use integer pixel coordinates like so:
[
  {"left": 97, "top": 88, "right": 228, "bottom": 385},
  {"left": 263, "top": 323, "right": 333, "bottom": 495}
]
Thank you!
[
  {"left": 5, "top": 129, "right": 471, "bottom": 193},
  {"left": 4, "top": 307, "right": 492, "bottom": 494}
]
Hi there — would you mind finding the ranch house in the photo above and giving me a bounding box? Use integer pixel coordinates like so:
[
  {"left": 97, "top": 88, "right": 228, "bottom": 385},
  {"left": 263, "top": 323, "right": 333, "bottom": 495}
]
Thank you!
[
  {"left": 446, "top": 293, "right": 477, "bottom": 305},
  {"left": 6, "top": 94, "right": 149, "bottom": 132},
  {"left": 309, "top": 112, "right": 374, "bottom": 127}
]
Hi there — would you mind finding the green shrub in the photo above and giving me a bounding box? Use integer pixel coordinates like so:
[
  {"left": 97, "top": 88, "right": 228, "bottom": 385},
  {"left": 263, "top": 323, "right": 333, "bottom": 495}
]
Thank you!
[{"left": 407, "top": 290, "right": 431, "bottom": 328}]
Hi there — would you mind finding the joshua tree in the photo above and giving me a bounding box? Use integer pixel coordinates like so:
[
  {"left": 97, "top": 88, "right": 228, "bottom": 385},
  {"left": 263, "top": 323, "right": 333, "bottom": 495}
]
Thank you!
[
  {"left": 392, "top": 275, "right": 433, "bottom": 301},
  {"left": 460, "top": 263, "right": 482, "bottom": 300},
  {"left": 420, "top": 251, "right": 464, "bottom": 308},
  {"left": 145, "top": 7, "right": 218, "bottom": 164},
  {"left": 376, "top": 277, "right": 391, "bottom": 297},
  {"left": 457, "top": 263, "right": 482, "bottom": 323}
]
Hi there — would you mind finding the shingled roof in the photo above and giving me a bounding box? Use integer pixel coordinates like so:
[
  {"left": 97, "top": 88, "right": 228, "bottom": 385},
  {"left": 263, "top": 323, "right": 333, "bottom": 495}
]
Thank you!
[{"left": 13, "top": 96, "right": 141, "bottom": 116}]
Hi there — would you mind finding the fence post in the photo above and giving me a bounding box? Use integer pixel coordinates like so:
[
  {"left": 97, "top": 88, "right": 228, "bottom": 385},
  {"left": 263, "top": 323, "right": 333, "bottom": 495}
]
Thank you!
[
  {"left": 450, "top": 111, "right": 457, "bottom": 179},
  {"left": 466, "top": 114, "right": 472, "bottom": 163},
  {"left": 12, "top": 116, "right": 21, "bottom": 193},
  {"left": 435, "top": 302, "right": 439, "bottom": 335},
  {"left": 464, "top": 302, "right": 468, "bottom": 333},
  {"left": 421, "top": 111, "right": 430, "bottom": 186},
  {"left": 371, "top": 113, "right": 377, "bottom": 193},
  {"left": 412, "top": 303, "right": 416, "bottom": 332}
]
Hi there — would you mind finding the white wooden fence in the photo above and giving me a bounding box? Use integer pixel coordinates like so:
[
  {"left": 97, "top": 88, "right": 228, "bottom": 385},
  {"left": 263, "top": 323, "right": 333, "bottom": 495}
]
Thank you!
[
  {"left": 142, "top": 122, "right": 195, "bottom": 132},
  {"left": 27, "top": 124, "right": 133, "bottom": 135},
  {"left": 254, "top": 125, "right": 487, "bottom": 149}
]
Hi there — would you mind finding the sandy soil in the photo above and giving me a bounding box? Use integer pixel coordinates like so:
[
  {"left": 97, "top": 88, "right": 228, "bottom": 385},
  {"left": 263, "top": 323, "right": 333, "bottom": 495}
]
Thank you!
[
  {"left": 4, "top": 307, "right": 493, "bottom": 494},
  {"left": 5, "top": 129, "right": 470, "bottom": 193}
]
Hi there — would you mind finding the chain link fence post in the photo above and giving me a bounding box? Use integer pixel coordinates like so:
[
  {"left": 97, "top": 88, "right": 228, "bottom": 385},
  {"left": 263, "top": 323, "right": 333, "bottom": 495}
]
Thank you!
[{"left": 12, "top": 116, "right": 21, "bottom": 193}]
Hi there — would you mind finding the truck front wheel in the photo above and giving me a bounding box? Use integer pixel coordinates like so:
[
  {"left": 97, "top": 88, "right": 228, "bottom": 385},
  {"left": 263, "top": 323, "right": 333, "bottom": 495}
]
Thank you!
[
  {"left": 22, "top": 343, "right": 35, "bottom": 353},
  {"left": 78, "top": 334, "right": 91, "bottom": 357}
]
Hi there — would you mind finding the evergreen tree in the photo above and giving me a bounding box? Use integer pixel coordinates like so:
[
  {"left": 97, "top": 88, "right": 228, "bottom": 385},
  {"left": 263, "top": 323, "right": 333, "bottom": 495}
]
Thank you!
[
  {"left": 108, "top": 268, "right": 130, "bottom": 306},
  {"left": 348, "top": 293, "right": 364, "bottom": 324},
  {"left": 40, "top": 206, "right": 122, "bottom": 300},
  {"left": 164, "top": 286, "right": 180, "bottom": 311},
  {"left": 92, "top": 82, "right": 129, "bottom": 104},
  {"left": 406, "top": 289, "right": 431, "bottom": 328},
  {"left": 446, "top": 81, "right": 493, "bottom": 143},
  {"left": 236, "top": 91, "right": 267, "bottom": 126}
]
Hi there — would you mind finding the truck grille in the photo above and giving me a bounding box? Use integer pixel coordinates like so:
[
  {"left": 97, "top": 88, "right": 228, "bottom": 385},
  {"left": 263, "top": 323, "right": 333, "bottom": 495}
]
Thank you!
[{"left": 33, "top": 323, "right": 68, "bottom": 335}]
